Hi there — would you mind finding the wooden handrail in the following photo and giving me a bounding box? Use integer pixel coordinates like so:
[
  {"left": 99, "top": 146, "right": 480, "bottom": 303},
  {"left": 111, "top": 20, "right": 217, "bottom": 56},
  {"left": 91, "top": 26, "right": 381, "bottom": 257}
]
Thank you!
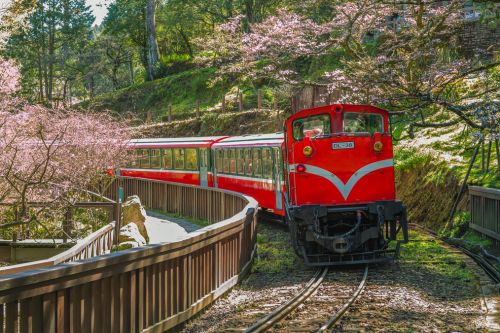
[
  {"left": 0, "top": 222, "right": 116, "bottom": 276},
  {"left": 469, "top": 186, "right": 500, "bottom": 244},
  {"left": 0, "top": 177, "right": 258, "bottom": 333}
]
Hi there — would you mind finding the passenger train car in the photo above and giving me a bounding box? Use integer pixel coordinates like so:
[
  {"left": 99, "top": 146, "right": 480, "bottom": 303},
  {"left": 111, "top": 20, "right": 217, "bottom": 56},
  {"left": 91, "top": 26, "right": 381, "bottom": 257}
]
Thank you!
[{"left": 119, "top": 104, "right": 408, "bottom": 266}]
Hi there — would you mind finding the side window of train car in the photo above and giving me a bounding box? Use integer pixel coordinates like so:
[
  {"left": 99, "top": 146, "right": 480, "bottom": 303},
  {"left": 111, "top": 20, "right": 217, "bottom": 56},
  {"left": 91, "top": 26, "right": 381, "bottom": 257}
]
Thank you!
[
  {"left": 236, "top": 149, "right": 245, "bottom": 175},
  {"left": 273, "top": 147, "right": 284, "bottom": 180},
  {"left": 252, "top": 148, "right": 262, "bottom": 178},
  {"left": 223, "top": 149, "right": 230, "bottom": 174},
  {"left": 139, "top": 149, "right": 150, "bottom": 169},
  {"left": 174, "top": 148, "right": 185, "bottom": 169},
  {"left": 127, "top": 150, "right": 138, "bottom": 168},
  {"left": 229, "top": 149, "right": 237, "bottom": 174},
  {"left": 199, "top": 148, "right": 208, "bottom": 168},
  {"left": 163, "top": 148, "right": 173, "bottom": 169},
  {"left": 244, "top": 149, "right": 252, "bottom": 176},
  {"left": 185, "top": 148, "right": 198, "bottom": 170},
  {"left": 150, "top": 149, "right": 161, "bottom": 169},
  {"left": 292, "top": 114, "right": 331, "bottom": 140},
  {"left": 343, "top": 112, "right": 383, "bottom": 134},
  {"left": 216, "top": 149, "right": 223, "bottom": 172},
  {"left": 262, "top": 148, "right": 273, "bottom": 179}
]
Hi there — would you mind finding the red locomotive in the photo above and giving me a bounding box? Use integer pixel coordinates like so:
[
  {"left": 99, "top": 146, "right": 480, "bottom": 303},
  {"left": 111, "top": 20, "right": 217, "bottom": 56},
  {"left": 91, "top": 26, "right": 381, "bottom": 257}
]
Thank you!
[{"left": 119, "top": 104, "right": 408, "bottom": 265}]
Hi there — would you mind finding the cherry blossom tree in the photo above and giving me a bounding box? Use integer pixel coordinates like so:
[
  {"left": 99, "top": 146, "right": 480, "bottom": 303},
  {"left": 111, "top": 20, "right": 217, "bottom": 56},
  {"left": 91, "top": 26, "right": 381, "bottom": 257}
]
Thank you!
[
  {"left": 0, "top": 57, "right": 132, "bottom": 237},
  {"left": 197, "top": 10, "right": 331, "bottom": 88},
  {"left": 201, "top": 1, "right": 498, "bottom": 132}
]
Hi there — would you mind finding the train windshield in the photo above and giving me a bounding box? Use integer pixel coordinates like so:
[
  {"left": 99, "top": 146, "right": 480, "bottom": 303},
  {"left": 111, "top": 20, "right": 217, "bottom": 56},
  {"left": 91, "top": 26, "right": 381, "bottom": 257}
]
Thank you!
[
  {"left": 292, "top": 114, "right": 331, "bottom": 140},
  {"left": 343, "top": 112, "right": 383, "bottom": 134}
]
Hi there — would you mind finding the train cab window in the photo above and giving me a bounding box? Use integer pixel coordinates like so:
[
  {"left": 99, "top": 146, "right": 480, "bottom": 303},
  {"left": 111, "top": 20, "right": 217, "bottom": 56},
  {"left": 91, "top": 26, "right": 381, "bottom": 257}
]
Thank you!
[
  {"left": 185, "top": 148, "right": 198, "bottom": 170},
  {"left": 244, "top": 149, "right": 252, "bottom": 176},
  {"left": 236, "top": 149, "right": 244, "bottom": 175},
  {"left": 139, "top": 149, "right": 150, "bottom": 169},
  {"left": 223, "top": 150, "right": 230, "bottom": 174},
  {"left": 262, "top": 148, "right": 273, "bottom": 179},
  {"left": 163, "top": 149, "right": 173, "bottom": 169},
  {"left": 216, "top": 150, "right": 223, "bottom": 172},
  {"left": 343, "top": 113, "right": 384, "bottom": 134},
  {"left": 150, "top": 149, "right": 161, "bottom": 169},
  {"left": 292, "top": 114, "right": 331, "bottom": 140},
  {"left": 252, "top": 148, "right": 262, "bottom": 178},
  {"left": 174, "top": 148, "right": 185, "bottom": 169}
]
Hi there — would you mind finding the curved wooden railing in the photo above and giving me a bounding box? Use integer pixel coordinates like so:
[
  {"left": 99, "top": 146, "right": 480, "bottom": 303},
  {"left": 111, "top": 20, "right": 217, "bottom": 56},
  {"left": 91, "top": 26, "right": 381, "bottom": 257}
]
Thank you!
[
  {"left": 0, "top": 221, "right": 116, "bottom": 276},
  {"left": 469, "top": 186, "right": 500, "bottom": 245},
  {"left": 0, "top": 177, "right": 258, "bottom": 333}
]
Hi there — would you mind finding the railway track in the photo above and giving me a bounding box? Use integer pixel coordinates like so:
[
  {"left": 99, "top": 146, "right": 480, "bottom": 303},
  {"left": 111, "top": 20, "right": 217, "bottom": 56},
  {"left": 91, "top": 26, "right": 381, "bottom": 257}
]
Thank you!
[{"left": 243, "top": 266, "right": 368, "bottom": 333}]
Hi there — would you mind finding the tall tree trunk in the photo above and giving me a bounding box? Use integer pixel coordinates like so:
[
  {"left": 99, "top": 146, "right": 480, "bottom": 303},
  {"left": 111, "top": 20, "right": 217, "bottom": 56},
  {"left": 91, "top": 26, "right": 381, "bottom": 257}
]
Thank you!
[
  {"left": 37, "top": 51, "right": 44, "bottom": 102},
  {"left": 145, "top": 0, "right": 159, "bottom": 81},
  {"left": 128, "top": 55, "right": 135, "bottom": 84},
  {"left": 178, "top": 27, "right": 193, "bottom": 57}
]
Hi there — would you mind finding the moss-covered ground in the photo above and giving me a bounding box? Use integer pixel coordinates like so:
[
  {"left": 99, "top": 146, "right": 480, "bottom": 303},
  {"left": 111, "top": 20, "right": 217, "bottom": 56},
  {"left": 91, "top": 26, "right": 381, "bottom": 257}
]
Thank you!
[{"left": 399, "top": 229, "right": 476, "bottom": 283}]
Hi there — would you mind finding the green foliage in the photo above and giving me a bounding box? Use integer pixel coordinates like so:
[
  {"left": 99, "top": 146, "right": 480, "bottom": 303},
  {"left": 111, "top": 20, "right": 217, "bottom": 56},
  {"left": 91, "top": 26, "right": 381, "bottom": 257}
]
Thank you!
[
  {"left": 446, "top": 211, "right": 471, "bottom": 238},
  {"left": 399, "top": 230, "right": 476, "bottom": 282},
  {"left": 394, "top": 147, "right": 432, "bottom": 172},
  {"left": 461, "top": 229, "right": 492, "bottom": 248},
  {"left": 81, "top": 67, "right": 220, "bottom": 118},
  {"left": 252, "top": 222, "right": 301, "bottom": 273}
]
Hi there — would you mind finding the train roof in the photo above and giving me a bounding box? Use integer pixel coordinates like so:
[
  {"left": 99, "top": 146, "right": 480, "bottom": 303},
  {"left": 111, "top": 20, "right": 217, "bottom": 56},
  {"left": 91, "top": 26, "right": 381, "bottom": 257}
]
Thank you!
[
  {"left": 291, "top": 104, "right": 389, "bottom": 120},
  {"left": 128, "top": 136, "right": 227, "bottom": 148},
  {"left": 213, "top": 133, "right": 284, "bottom": 148}
]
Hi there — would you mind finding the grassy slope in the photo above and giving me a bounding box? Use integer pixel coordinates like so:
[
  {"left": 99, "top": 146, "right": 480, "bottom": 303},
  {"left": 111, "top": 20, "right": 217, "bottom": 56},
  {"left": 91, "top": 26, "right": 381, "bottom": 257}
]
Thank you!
[{"left": 79, "top": 68, "right": 220, "bottom": 119}]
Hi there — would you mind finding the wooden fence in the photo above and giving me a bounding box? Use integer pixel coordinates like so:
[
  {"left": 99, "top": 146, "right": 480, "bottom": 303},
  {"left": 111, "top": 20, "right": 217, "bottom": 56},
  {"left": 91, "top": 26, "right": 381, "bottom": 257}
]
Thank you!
[
  {"left": 0, "top": 177, "right": 258, "bottom": 333},
  {"left": 0, "top": 222, "right": 115, "bottom": 276},
  {"left": 469, "top": 186, "right": 500, "bottom": 244}
]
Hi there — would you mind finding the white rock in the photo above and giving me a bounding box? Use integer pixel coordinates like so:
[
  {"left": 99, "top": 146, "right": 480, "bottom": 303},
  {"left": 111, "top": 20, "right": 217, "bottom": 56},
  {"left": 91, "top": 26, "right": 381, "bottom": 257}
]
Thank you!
[
  {"left": 121, "top": 195, "right": 149, "bottom": 242},
  {"left": 119, "top": 223, "right": 146, "bottom": 246}
]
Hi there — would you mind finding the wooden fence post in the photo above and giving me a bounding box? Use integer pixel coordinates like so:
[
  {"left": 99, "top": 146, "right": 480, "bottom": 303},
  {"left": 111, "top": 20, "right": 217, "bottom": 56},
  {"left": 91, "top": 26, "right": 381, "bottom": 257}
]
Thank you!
[
  {"left": 146, "top": 111, "right": 152, "bottom": 124},
  {"left": 486, "top": 140, "right": 492, "bottom": 172},
  {"left": 496, "top": 139, "right": 500, "bottom": 177},
  {"left": 481, "top": 140, "right": 485, "bottom": 172},
  {"left": 196, "top": 100, "right": 200, "bottom": 118},
  {"left": 238, "top": 93, "right": 243, "bottom": 112},
  {"left": 168, "top": 104, "right": 173, "bottom": 122},
  {"left": 63, "top": 209, "right": 73, "bottom": 244},
  {"left": 221, "top": 94, "right": 226, "bottom": 113},
  {"left": 114, "top": 178, "right": 123, "bottom": 245},
  {"left": 257, "top": 89, "right": 262, "bottom": 112}
]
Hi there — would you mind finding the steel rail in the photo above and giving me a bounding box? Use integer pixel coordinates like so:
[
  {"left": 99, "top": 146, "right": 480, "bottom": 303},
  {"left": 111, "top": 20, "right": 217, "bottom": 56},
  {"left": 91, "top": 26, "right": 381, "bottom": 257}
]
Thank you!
[
  {"left": 244, "top": 268, "right": 328, "bottom": 333},
  {"left": 316, "top": 265, "right": 369, "bottom": 332}
]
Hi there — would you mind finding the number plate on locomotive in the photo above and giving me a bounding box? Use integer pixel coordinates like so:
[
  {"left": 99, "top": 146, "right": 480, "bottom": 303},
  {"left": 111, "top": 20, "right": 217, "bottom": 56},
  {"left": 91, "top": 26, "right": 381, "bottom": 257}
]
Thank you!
[{"left": 332, "top": 141, "right": 355, "bottom": 150}]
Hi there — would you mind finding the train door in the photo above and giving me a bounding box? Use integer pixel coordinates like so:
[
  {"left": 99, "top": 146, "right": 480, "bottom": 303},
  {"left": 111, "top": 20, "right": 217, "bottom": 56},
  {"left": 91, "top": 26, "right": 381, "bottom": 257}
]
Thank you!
[
  {"left": 273, "top": 147, "right": 283, "bottom": 210},
  {"left": 199, "top": 148, "right": 208, "bottom": 187}
]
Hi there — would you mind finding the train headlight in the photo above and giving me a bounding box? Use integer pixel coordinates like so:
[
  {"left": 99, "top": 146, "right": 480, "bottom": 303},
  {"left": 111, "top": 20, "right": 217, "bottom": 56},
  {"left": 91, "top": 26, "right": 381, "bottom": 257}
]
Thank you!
[
  {"left": 303, "top": 146, "right": 313, "bottom": 156},
  {"left": 374, "top": 141, "right": 383, "bottom": 152},
  {"left": 296, "top": 164, "right": 306, "bottom": 172}
]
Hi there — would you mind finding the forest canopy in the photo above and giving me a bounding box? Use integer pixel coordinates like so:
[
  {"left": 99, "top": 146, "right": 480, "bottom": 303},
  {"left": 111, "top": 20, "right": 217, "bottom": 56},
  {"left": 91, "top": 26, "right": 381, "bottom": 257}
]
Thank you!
[{"left": 0, "top": 0, "right": 498, "bottom": 133}]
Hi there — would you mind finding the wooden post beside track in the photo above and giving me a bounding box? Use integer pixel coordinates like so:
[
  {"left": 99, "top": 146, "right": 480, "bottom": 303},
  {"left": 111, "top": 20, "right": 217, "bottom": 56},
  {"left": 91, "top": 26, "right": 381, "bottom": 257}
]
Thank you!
[
  {"left": 168, "top": 104, "right": 173, "bottom": 122},
  {"left": 196, "top": 100, "right": 200, "bottom": 118},
  {"left": 239, "top": 93, "right": 243, "bottom": 112},
  {"left": 257, "top": 89, "right": 262, "bottom": 112}
]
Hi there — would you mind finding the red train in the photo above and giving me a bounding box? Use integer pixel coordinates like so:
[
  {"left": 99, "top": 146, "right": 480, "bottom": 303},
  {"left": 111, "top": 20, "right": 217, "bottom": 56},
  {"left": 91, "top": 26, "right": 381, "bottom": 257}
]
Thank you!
[{"left": 120, "top": 104, "right": 408, "bottom": 265}]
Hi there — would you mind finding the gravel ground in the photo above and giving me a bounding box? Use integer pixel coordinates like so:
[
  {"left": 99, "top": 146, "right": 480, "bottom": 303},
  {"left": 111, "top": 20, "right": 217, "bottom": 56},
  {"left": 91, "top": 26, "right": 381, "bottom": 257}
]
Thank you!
[{"left": 180, "top": 227, "right": 491, "bottom": 333}]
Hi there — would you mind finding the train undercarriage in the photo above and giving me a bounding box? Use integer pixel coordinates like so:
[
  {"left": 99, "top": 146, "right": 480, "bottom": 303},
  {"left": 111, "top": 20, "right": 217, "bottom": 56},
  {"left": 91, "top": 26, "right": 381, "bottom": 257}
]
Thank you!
[{"left": 287, "top": 201, "right": 408, "bottom": 266}]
